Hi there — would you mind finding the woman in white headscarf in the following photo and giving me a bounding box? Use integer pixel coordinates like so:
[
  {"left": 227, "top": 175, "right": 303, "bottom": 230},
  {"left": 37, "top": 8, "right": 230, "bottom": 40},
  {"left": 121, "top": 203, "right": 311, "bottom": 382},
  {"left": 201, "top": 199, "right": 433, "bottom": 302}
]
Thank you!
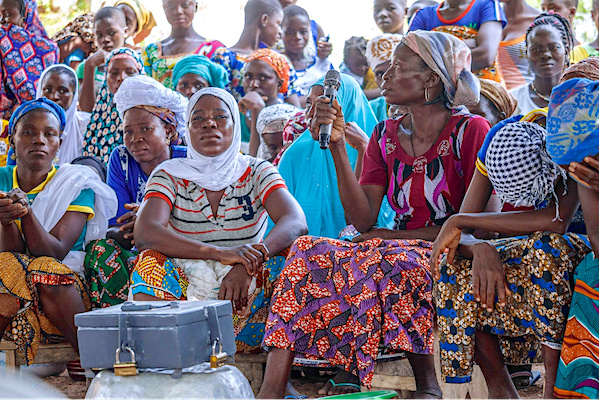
[
  {"left": 129, "top": 87, "right": 307, "bottom": 352},
  {"left": 7, "top": 65, "right": 91, "bottom": 166},
  {"left": 84, "top": 75, "right": 188, "bottom": 309}
]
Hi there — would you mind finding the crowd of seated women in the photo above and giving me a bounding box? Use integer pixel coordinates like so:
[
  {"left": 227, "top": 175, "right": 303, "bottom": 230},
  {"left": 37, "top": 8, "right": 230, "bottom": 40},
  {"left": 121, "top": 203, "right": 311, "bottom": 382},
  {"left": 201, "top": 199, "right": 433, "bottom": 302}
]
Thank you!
[{"left": 1, "top": 0, "right": 599, "bottom": 398}]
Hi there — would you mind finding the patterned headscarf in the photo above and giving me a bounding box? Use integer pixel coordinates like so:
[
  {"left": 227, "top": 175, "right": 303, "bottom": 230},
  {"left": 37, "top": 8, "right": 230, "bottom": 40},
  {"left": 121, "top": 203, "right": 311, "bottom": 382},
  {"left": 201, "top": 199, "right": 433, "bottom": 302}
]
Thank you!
[
  {"left": 256, "top": 103, "right": 299, "bottom": 135},
  {"left": 546, "top": 78, "right": 599, "bottom": 165},
  {"left": 486, "top": 121, "right": 567, "bottom": 220},
  {"left": 401, "top": 30, "right": 480, "bottom": 108},
  {"left": 560, "top": 57, "right": 599, "bottom": 83},
  {"left": 246, "top": 49, "right": 291, "bottom": 94},
  {"left": 83, "top": 47, "right": 144, "bottom": 165},
  {"left": 114, "top": 0, "right": 156, "bottom": 44},
  {"left": 366, "top": 34, "right": 402, "bottom": 70},
  {"left": 8, "top": 97, "right": 65, "bottom": 135},
  {"left": 146, "top": 87, "right": 249, "bottom": 192},
  {"left": 172, "top": 55, "right": 229, "bottom": 89},
  {"left": 115, "top": 75, "right": 188, "bottom": 143},
  {"left": 478, "top": 78, "right": 517, "bottom": 119},
  {"left": 52, "top": 13, "right": 97, "bottom": 52}
]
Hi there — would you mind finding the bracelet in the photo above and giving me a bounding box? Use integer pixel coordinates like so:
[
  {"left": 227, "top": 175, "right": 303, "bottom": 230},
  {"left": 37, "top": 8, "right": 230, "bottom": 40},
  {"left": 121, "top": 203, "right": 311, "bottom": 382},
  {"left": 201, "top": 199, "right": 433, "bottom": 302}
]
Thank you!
[{"left": 262, "top": 243, "right": 271, "bottom": 259}]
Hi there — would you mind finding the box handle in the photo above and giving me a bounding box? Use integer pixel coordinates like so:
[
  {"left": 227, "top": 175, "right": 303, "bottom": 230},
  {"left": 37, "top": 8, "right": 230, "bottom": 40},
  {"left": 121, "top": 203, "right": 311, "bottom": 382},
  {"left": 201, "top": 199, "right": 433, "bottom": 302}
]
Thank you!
[{"left": 207, "top": 306, "right": 222, "bottom": 345}]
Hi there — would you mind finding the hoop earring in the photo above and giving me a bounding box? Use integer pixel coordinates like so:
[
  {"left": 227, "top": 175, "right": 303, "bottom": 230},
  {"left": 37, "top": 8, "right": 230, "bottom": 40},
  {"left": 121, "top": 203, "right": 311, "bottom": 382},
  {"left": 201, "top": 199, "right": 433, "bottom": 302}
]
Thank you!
[{"left": 424, "top": 87, "right": 430, "bottom": 103}]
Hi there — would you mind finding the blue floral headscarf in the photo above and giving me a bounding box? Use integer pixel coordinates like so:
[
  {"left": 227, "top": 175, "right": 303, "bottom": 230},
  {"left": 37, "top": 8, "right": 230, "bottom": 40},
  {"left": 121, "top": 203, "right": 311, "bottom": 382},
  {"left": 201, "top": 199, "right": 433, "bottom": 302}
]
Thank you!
[{"left": 8, "top": 97, "right": 66, "bottom": 134}]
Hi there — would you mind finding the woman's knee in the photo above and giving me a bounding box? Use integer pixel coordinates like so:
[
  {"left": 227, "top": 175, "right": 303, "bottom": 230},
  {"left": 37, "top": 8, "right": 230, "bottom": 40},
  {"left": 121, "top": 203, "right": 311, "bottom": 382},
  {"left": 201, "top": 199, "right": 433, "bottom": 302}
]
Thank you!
[{"left": 0, "top": 294, "right": 19, "bottom": 317}]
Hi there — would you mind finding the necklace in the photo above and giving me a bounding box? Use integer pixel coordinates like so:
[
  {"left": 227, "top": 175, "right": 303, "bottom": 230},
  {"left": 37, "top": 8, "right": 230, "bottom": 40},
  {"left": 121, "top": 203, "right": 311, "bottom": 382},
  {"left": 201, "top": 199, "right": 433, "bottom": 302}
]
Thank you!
[
  {"left": 530, "top": 82, "right": 550, "bottom": 102},
  {"left": 409, "top": 111, "right": 452, "bottom": 157}
]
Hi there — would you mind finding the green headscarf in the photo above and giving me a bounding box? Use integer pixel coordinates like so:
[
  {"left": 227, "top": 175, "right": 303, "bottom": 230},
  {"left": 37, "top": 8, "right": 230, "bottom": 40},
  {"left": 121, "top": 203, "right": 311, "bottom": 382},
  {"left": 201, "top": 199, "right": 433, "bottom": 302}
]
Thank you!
[{"left": 172, "top": 55, "right": 229, "bottom": 89}]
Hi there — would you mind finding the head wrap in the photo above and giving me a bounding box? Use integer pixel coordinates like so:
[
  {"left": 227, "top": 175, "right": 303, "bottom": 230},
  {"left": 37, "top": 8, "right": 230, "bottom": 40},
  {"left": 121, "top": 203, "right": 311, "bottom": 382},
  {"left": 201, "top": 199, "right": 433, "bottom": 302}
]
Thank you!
[
  {"left": 256, "top": 103, "right": 299, "bottom": 160},
  {"left": 83, "top": 47, "right": 145, "bottom": 165},
  {"left": 486, "top": 121, "right": 567, "bottom": 220},
  {"left": 107, "top": 48, "right": 143, "bottom": 71},
  {"left": 147, "top": 88, "right": 249, "bottom": 192},
  {"left": 115, "top": 75, "right": 188, "bottom": 142},
  {"left": 246, "top": 49, "right": 291, "bottom": 94},
  {"left": 36, "top": 64, "right": 81, "bottom": 165},
  {"left": 172, "top": 55, "right": 229, "bottom": 89},
  {"left": 114, "top": 0, "right": 156, "bottom": 44},
  {"left": 546, "top": 78, "right": 599, "bottom": 165},
  {"left": 560, "top": 57, "right": 599, "bottom": 83},
  {"left": 366, "top": 34, "right": 402, "bottom": 70},
  {"left": 256, "top": 103, "right": 299, "bottom": 135},
  {"left": 401, "top": 30, "right": 480, "bottom": 108},
  {"left": 52, "top": 12, "right": 97, "bottom": 52},
  {"left": 478, "top": 78, "right": 517, "bottom": 119},
  {"left": 9, "top": 97, "right": 66, "bottom": 135}
]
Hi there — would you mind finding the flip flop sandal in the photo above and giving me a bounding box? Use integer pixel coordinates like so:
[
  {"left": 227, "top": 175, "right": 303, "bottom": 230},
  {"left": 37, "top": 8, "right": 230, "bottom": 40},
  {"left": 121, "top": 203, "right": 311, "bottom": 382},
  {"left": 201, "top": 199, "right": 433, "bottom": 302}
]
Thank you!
[
  {"left": 327, "top": 378, "right": 361, "bottom": 392},
  {"left": 511, "top": 370, "right": 541, "bottom": 390},
  {"left": 284, "top": 395, "right": 308, "bottom": 399}
]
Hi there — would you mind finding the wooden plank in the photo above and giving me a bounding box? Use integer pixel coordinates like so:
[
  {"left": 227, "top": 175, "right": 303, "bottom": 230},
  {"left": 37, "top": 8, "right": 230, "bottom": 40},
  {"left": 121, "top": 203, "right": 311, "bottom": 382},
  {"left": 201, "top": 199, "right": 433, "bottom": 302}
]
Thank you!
[
  {"left": 15, "top": 346, "right": 78, "bottom": 365},
  {"left": 370, "top": 375, "right": 417, "bottom": 391}
]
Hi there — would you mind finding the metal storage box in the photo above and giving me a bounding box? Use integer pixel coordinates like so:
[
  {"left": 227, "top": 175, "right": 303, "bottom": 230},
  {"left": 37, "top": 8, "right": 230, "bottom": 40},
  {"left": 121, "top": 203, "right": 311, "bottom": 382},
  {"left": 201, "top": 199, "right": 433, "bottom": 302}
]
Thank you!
[{"left": 75, "top": 301, "right": 236, "bottom": 370}]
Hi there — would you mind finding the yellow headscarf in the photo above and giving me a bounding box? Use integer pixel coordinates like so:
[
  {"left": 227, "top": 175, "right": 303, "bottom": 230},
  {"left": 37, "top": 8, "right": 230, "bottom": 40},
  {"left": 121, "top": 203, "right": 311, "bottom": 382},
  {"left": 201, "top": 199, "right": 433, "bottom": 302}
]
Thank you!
[{"left": 114, "top": 0, "right": 157, "bottom": 44}]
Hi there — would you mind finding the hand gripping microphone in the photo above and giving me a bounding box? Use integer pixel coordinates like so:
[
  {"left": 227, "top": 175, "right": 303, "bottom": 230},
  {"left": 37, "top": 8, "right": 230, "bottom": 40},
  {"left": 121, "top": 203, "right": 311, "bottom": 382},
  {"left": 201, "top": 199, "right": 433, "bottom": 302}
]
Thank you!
[{"left": 319, "top": 70, "right": 341, "bottom": 149}]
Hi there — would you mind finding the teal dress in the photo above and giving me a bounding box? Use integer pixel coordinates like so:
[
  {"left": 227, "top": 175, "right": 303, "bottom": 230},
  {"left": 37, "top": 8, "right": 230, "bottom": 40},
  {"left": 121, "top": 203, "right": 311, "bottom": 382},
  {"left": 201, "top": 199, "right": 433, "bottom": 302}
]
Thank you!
[
  {"left": 369, "top": 96, "right": 388, "bottom": 123},
  {"left": 277, "top": 74, "right": 394, "bottom": 238}
]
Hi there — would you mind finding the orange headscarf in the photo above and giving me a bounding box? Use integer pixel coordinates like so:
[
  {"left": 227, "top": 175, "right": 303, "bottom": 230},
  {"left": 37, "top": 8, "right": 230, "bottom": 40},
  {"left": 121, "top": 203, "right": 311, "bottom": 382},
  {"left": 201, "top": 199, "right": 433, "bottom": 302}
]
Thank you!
[{"left": 246, "top": 49, "right": 291, "bottom": 94}]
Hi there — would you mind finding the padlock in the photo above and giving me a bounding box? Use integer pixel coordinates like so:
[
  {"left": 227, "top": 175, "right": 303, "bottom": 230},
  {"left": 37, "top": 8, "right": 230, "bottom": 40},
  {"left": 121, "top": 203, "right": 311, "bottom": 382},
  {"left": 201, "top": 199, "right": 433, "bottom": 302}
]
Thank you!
[
  {"left": 210, "top": 339, "right": 227, "bottom": 369},
  {"left": 114, "top": 346, "right": 138, "bottom": 376}
]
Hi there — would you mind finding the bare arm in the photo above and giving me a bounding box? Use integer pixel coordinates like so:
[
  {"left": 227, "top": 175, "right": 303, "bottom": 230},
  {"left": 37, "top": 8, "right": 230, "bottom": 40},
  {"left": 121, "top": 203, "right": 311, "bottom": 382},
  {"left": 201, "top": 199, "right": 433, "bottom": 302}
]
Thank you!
[
  {"left": 262, "top": 188, "right": 308, "bottom": 255},
  {"left": 312, "top": 98, "right": 384, "bottom": 232},
  {"left": 134, "top": 197, "right": 268, "bottom": 272},
  {"left": 0, "top": 193, "right": 27, "bottom": 253},
  {"left": 578, "top": 183, "right": 599, "bottom": 254},
  {"left": 469, "top": 21, "right": 502, "bottom": 71},
  {"left": 22, "top": 210, "right": 88, "bottom": 260}
]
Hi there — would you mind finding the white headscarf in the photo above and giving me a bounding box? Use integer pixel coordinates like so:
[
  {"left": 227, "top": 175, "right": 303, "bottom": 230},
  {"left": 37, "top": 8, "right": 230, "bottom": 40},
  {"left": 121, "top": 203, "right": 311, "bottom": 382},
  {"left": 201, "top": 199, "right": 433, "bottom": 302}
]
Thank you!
[
  {"left": 147, "top": 87, "right": 249, "bottom": 191},
  {"left": 31, "top": 164, "right": 118, "bottom": 273},
  {"left": 114, "top": 75, "right": 189, "bottom": 141},
  {"left": 36, "top": 65, "right": 84, "bottom": 165}
]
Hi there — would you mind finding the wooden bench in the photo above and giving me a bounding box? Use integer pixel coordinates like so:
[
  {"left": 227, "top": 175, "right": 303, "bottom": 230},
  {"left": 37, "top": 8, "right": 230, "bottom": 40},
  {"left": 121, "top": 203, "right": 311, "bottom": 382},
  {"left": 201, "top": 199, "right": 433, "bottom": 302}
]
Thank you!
[
  {"left": 232, "top": 338, "right": 490, "bottom": 399},
  {"left": 0, "top": 341, "right": 78, "bottom": 372}
]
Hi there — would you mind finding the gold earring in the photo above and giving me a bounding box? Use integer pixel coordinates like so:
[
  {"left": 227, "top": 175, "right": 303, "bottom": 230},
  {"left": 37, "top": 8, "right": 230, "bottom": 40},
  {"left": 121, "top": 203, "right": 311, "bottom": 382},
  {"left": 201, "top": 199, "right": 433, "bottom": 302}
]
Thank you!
[
  {"left": 9, "top": 152, "right": 16, "bottom": 160},
  {"left": 53, "top": 155, "right": 59, "bottom": 164},
  {"left": 424, "top": 87, "right": 430, "bottom": 102}
]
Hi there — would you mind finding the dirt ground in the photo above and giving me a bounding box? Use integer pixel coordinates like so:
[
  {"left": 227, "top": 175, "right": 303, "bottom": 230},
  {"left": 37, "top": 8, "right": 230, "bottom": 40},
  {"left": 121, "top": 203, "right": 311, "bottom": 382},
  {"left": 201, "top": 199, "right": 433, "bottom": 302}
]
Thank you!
[{"left": 43, "top": 365, "right": 545, "bottom": 399}]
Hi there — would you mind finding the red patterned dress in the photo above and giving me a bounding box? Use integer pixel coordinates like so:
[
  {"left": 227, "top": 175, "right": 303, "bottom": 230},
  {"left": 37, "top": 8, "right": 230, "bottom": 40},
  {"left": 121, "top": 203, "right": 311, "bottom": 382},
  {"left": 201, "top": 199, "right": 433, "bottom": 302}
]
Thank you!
[{"left": 262, "top": 112, "right": 490, "bottom": 387}]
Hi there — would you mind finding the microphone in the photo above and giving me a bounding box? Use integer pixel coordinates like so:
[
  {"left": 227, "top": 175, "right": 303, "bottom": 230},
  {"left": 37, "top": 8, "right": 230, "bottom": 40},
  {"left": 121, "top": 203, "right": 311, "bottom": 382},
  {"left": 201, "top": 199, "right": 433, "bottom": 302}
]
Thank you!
[{"left": 319, "top": 70, "right": 341, "bottom": 149}]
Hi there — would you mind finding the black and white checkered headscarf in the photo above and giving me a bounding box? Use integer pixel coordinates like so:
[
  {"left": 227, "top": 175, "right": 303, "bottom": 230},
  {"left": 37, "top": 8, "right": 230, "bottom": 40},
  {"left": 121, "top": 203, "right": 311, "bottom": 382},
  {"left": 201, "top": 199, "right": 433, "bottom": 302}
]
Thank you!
[{"left": 486, "top": 121, "right": 567, "bottom": 220}]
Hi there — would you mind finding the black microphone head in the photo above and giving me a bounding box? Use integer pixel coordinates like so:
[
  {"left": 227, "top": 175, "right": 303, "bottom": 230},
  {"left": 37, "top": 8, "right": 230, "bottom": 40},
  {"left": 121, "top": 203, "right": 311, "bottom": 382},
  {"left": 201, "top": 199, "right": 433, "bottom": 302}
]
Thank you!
[{"left": 323, "top": 70, "right": 341, "bottom": 90}]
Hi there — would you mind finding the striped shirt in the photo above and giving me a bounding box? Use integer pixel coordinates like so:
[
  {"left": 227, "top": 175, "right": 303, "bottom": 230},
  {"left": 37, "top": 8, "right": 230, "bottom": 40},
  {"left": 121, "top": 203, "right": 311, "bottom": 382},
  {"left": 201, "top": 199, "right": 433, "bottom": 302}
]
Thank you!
[
  {"left": 144, "top": 157, "right": 286, "bottom": 246},
  {"left": 497, "top": 36, "right": 534, "bottom": 90}
]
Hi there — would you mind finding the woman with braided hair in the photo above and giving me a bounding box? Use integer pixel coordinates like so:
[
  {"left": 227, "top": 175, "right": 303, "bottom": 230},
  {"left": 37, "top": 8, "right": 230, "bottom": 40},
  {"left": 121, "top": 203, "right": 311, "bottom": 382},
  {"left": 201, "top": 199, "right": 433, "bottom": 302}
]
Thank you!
[{"left": 510, "top": 12, "right": 574, "bottom": 115}]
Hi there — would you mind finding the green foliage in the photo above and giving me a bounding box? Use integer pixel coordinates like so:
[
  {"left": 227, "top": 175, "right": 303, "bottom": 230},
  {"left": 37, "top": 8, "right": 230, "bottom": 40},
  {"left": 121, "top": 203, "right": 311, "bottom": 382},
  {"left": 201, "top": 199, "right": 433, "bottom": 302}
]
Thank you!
[
  {"left": 528, "top": 0, "right": 597, "bottom": 42},
  {"left": 37, "top": 0, "right": 91, "bottom": 37}
]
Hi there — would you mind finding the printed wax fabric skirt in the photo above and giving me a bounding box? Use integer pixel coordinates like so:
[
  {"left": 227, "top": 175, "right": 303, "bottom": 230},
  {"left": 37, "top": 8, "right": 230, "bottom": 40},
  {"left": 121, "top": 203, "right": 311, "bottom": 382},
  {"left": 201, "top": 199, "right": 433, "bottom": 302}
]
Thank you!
[
  {"left": 262, "top": 236, "right": 435, "bottom": 388},
  {"left": 129, "top": 249, "right": 287, "bottom": 353},
  {"left": 0, "top": 252, "right": 91, "bottom": 364},
  {"left": 436, "top": 231, "right": 590, "bottom": 383},
  {"left": 84, "top": 239, "right": 137, "bottom": 309},
  {"left": 554, "top": 252, "right": 599, "bottom": 399}
]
